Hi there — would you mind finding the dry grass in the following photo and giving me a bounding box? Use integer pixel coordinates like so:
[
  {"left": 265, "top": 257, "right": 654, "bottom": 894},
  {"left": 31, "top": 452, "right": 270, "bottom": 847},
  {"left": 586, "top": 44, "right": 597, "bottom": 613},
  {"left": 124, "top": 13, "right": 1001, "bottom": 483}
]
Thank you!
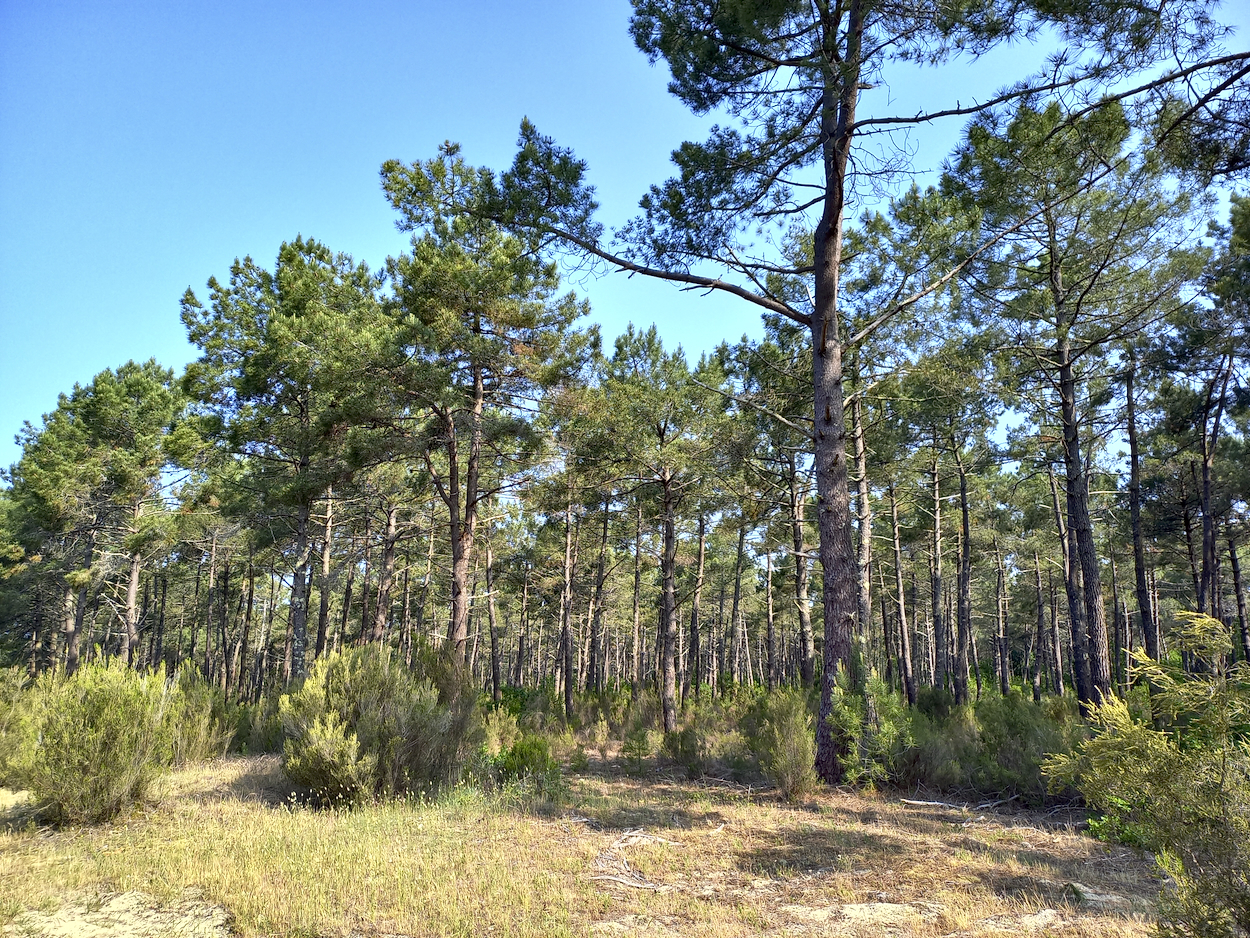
[{"left": 1, "top": 756, "right": 1161, "bottom": 937}]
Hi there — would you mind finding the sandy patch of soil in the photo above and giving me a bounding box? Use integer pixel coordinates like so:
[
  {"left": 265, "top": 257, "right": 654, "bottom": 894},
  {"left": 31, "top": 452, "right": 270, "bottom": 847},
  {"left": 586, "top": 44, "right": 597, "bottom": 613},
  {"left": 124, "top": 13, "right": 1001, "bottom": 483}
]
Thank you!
[{"left": 3, "top": 892, "right": 230, "bottom": 938}]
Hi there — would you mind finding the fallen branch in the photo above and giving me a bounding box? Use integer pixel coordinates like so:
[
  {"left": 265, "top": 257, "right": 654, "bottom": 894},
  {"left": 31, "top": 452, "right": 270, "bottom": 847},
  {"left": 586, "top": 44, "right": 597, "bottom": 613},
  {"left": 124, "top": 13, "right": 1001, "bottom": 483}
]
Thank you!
[
  {"left": 975, "top": 795, "right": 1021, "bottom": 810},
  {"left": 590, "top": 874, "right": 660, "bottom": 890},
  {"left": 900, "top": 799, "right": 968, "bottom": 810},
  {"left": 612, "top": 828, "right": 685, "bottom": 849}
]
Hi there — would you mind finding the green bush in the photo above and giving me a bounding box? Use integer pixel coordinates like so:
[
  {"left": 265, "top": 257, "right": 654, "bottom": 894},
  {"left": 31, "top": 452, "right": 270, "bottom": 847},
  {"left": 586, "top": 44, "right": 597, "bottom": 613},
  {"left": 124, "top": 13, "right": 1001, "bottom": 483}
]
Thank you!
[
  {"left": 26, "top": 660, "right": 176, "bottom": 824},
  {"left": 827, "top": 675, "right": 908, "bottom": 788},
  {"left": 664, "top": 721, "right": 708, "bottom": 779},
  {"left": 167, "top": 667, "right": 236, "bottom": 765},
  {"left": 279, "top": 645, "right": 479, "bottom": 805},
  {"left": 971, "top": 691, "right": 1080, "bottom": 800},
  {"left": 233, "top": 695, "right": 284, "bottom": 754},
  {"left": 882, "top": 686, "right": 1080, "bottom": 802},
  {"left": 497, "top": 734, "right": 564, "bottom": 800},
  {"left": 622, "top": 726, "right": 658, "bottom": 774},
  {"left": 1048, "top": 613, "right": 1250, "bottom": 937},
  {"left": 282, "top": 711, "right": 377, "bottom": 806},
  {"left": 499, "top": 735, "right": 557, "bottom": 780},
  {"left": 759, "top": 688, "right": 818, "bottom": 800},
  {"left": 589, "top": 716, "right": 611, "bottom": 761},
  {"left": 481, "top": 707, "right": 521, "bottom": 759},
  {"left": 0, "top": 667, "right": 35, "bottom": 788}
]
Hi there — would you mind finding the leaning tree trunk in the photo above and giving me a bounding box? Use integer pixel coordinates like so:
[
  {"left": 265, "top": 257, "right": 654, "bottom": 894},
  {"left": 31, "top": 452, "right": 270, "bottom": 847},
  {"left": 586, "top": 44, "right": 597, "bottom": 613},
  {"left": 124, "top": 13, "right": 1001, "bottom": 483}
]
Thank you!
[{"left": 1126, "top": 357, "right": 1159, "bottom": 661}]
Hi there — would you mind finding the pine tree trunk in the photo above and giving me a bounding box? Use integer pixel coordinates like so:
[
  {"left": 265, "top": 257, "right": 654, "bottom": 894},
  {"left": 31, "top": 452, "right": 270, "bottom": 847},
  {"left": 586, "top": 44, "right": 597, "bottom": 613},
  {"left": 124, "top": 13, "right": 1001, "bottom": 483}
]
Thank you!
[
  {"left": 560, "top": 482, "right": 576, "bottom": 723},
  {"left": 952, "top": 442, "right": 972, "bottom": 705},
  {"left": 687, "top": 514, "right": 706, "bottom": 702},
  {"left": 315, "top": 488, "right": 334, "bottom": 659},
  {"left": 1050, "top": 467, "right": 1091, "bottom": 706},
  {"left": 1033, "top": 552, "right": 1046, "bottom": 702},
  {"left": 889, "top": 485, "right": 916, "bottom": 706},
  {"left": 370, "top": 505, "right": 400, "bottom": 644},
  {"left": 1126, "top": 357, "right": 1159, "bottom": 661},
  {"left": 930, "top": 447, "right": 947, "bottom": 693},
  {"left": 1230, "top": 535, "right": 1250, "bottom": 663},
  {"left": 788, "top": 455, "right": 815, "bottom": 688},
  {"left": 730, "top": 523, "right": 746, "bottom": 685},
  {"left": 660, "top": 474, "right": 679, "bottom": 732},
  {"left": 632, "top": 502, "right": 644, "bottom": 697},
  {"left": 486, "top": 540, "right": 502, "bottom": 704}
]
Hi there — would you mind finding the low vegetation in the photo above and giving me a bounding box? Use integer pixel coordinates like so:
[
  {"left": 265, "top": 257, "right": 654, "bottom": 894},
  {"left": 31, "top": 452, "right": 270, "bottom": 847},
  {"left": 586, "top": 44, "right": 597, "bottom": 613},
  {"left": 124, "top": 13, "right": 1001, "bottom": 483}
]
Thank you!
[
  {"left": 2, "top": 622, "right": 1247, "bottom": 936},
  {"left": 2, "top": 754, "right": 1158, "bottom": 938},
  {"left": 0, "top": 661, "right": 234, "bottom": 824}
]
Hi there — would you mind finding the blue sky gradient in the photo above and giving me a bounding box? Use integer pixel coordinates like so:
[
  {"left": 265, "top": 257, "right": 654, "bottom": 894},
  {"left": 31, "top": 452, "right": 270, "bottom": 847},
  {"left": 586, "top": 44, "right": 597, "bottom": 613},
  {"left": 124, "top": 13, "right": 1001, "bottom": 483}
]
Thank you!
[{"left": 2, "top": 0, "right": 1246, "bottom": 471}]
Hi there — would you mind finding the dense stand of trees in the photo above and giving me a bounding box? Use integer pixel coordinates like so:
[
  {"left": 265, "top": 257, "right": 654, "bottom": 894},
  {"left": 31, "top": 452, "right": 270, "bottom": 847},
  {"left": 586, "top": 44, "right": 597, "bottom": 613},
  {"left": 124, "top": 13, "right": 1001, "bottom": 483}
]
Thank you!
[{"left": 2, "top": 4, "right": 1249, "bottom": 785}]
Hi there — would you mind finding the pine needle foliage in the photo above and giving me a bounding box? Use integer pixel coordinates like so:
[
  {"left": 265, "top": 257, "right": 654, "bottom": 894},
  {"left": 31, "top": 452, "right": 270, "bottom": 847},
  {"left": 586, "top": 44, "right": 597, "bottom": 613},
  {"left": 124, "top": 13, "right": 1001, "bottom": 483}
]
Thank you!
[{"left": 1048, "top": 613, "right": 1250, "bottom": 937}]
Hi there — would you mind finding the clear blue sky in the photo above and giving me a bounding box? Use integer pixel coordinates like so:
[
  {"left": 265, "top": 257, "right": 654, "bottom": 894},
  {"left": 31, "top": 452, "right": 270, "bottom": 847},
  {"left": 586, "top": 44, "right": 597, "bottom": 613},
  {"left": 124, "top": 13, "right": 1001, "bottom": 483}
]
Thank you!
[{"left": 2, "top": 0, "right": 1246, "bottom": 472}]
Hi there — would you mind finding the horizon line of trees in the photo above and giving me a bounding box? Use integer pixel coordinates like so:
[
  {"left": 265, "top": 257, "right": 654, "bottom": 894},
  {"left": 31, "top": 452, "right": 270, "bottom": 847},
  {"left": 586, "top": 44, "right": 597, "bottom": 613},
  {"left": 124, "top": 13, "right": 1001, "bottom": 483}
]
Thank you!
[{"left": 1, "top": 181, "right": 1245, "bottom": 742}]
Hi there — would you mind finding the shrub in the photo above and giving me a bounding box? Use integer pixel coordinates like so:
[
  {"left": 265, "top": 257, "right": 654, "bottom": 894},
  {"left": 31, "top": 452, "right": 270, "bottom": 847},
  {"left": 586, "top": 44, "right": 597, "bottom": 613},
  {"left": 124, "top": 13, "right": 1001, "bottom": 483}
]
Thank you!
[
  {"left": 589, "top": 716, "right": 611, "bottom": 761},
  {"left": 498, "top": 734, "right": 564, "bottom": 800},
  {"left": 759, "top": 688, "right": 818, "bottom": 800},
  {"left": 828, "top": 675, "right": 908, "bottom": 788},
  {"left": 1047, "top": 613, "right": 1250, "bottom": 937},
  {"left": 279, "top": 645, "right": 479, "bottom": 805},
  {"left": 622, "top": 726, "right": 658, "bottom": 775},
  {"left": 971, "top": 691, "right": 1080, "bottom": 800},
  {"left": 26, "top": 661, "right": 175, "bottom": 824},
  {"left": 664, "top": 722, "right": 707, "bottom": 779},
  {"left": 233, "top": 695, "right": 284, "bottom": 754},
  {"left": 0, "top": 667, "right": 35, "bottom": 788},
  {"left": 481, "top": 707, "right": 521, "bottom": 759},
  {"left": 167, "top": 667, "right": 236, "bottom": 765},
  {"left": 282, "top": 711, "right": 377, "bottom": 806},
  {"left": 499, "top": 735, "right": 557, "bottom": 780}
]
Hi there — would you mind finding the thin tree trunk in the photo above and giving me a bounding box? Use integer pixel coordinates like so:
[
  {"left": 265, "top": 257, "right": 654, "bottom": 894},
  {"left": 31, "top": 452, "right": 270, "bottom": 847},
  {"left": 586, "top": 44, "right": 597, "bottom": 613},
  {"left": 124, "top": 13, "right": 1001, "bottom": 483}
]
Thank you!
[
  {"left": 765, "top": 552, "right": 776, "bottom": 691},
  {"left": 930, "top": 446, "right": 947, "bottom": 692},
  {"left": 1050, "top": 466, "right": 1091, "bottom": 707},
  {"left": 660, "top": 475, "right": 679, "bottom": 732},
  {"left": 588, "top": 499, "right": 610, "bottom": 693},
  {"left": 1033, "top": 552, "right": 1046, "bottom": 702},
  {"left": 1230, "top": 534, "right": 1250, "bottom": 663},
  {"left": 994, "top": 541, "right": 1009, "bottom": 696},
  {"left": 889, "top": 484, "right": 916, "bottom": 706},
  {"left": 689, "top": 514, "right": 707, "bottom": 702},
  {"left": 486, "top": 539, "right": 502, "bottom": 704},
  {"left": 560, "top": 480, "right": 576, "bottom": 723},
  {"left": 787, "top": 454, "right": 815, "bottom": 687},
  {"left": 952, "top": 440, "right": 972, "bottom": 705},
  {"left": 1126, "top": 356, "right": 1159, "bottom": 661},
  {"left": 632, "top": 502, "right": 644, "bottom": 697},
  {"left": 730, "top": 522, "right": 746, "bottom": 685},
  {"left": 370, "top": 505, "right": 400, "bottom": 644},
  {"left": 315, "top": 488, "right": 335, "bottom": 659},
  {"left": 1049, "top": 568, "right": 1066, "bottom": 696},
  {"left": 121, "top": 542, "right": 142, "bottom": 667}
]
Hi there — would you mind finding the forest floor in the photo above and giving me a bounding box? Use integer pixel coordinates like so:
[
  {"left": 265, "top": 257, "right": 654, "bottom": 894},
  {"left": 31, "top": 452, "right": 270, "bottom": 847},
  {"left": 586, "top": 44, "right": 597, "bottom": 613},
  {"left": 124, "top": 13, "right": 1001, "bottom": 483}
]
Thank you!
[{"left": 0, "top": 755, "right": 1161, "bottom": 938}]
